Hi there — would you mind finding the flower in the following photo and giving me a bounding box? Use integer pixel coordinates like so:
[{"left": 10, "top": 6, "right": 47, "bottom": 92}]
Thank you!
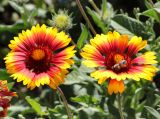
[
  {"left": 5, "top": 24, "right": 75, "bottom": 90},
  {"left": 0, "top": 80, "right": 17, "bottom": 117},
  {"left": 81, "top": 31, "right": 157, "bottom": 95}
]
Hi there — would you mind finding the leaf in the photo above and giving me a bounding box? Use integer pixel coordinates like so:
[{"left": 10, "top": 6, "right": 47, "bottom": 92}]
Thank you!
[
  {"left": 86, "top": 7, "right": 107, "bottom": 33},
  {"left": 27, "top": 9, "right": 38, "bottom": 25},
  {"left": 141, "top": 9, "right": 160, "bottom": 23},
  {"left": 0, "top": 69, "right": 11, "bottom": 80},
  {"left": 144, "top": 0, "right": 153, "bottom": 9},
  {"left": 7, "top": 82, "right": 15, "bottom": 90},
  {"left": 9, "top": 105, "right": 29, "bottom": 112},
  {"left": 77, "top": 24, "right": 89, "bottom": 50},
  {"left": 65, "top": 64, "right": 94, "bottom": 85},
  {"left": 25, "top": 96, "right": 46, "bottom": 116},
  {"left": 101, "top": 0, "right": 107, "bottom": 19},
  {"left": 141, "top": 1, "right": 160, "bottom": 23},
  {"left": 0, "top": 21, "right": 25, "bottom": 33},
  {"left": 154, "top": 2, "right": 160, "bottom": 13},
  {"left": 71, "top": 95, "right": 99, "bottom": 106},
  {"left": 101, "top": 0, "right": 114, "bottom": 21},
  {"left": 78, "top": 106, "right": 106, "bottom": 118},
  {"left": 111, "top": 14, "right": 151, "bottom": 39},
  {"left": 9, "top": 1, "right": 24, "bottom": 14},
  {"left": 145, "top": 106, "right": 160, "bottom": 119}
]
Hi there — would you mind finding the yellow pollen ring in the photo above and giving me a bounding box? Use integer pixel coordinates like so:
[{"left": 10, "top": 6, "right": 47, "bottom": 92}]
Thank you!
[
  {"left": 31, "top": 49, "right": 45, "bottom": 60},
  {"left": 114, "top": 54, "right": 124, "bottom": 63}
]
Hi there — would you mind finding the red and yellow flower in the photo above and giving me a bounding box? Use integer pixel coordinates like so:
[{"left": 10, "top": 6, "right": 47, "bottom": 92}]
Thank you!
[
  {"left": 0, "top": 80, "right": 17, "bottom": 117},
  {"left": 5, "top": 24, "right": 75, "bottom": 90},
  {"left": 81, "top": 31, "right": 157, "bottom": 95}
]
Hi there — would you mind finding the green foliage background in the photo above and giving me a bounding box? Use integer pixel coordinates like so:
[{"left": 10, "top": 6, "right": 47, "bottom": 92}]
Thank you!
[{"left": 0, "top": 0, "right": 160, "bottom": 119}]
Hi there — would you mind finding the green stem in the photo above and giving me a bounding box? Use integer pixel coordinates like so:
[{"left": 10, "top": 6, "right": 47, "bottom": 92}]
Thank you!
[
  {"left": 89, "top": 0, "right": 100, "bottom": 14},
  {"left": 75, "top": 0, "right": 97, "bottom": 35},
  {"left": 57, "top": 87, "right": 73, "bottom": 119},
  {"left": 117, "top": 93, "right": 124, "bottom": 119}
]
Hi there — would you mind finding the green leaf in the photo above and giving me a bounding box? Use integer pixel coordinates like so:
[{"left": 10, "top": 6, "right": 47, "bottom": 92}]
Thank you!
[
  {"left": 101, "top": 0, "right": 107, "bottom": 19},
  {"left": 145, "top": 106, "right": 160, "bottom": 119},
  {"left": 27, "top": 9, "right": 38, "bottom": 26},
  {"left": 141, "top": 9, "right": 160, "bottom": 23},
  {"left": 111, "top": 14, "right": 151, "bottom": 39},
  {"left": 86, "top": 7, "right": 107, "bottom": 33},
  {"left": 7, "top": 82, "right": 15, "bottom": 90},
  {"left": 77, "top": 24, "right": 89, "bottom": 50},
  {"left": 65, "top": 64, "right": 94, "bottom": 85},
  {"left": 144, "top": 0, "right": 153, "bottom": 9},
  {"left": 141, "top": 1, "right": 160, "bottom": 23},
  {"left": 154, "top": 2, "right": 160, "bottom": 12},
  {"left": 71, "top": 95, "right": 99, "bottom": 106},
  {"left": 0, "top": 69, "right": 11, "bottom": 80},
  {"left": 25, "top": 96, "right": 46, "bottom": 116},
  {"left": 0, "top": 21, "right": 25, "bottom": 33},
  {"left": 9, "top": 1, "right": 24, "bottom": 14}
]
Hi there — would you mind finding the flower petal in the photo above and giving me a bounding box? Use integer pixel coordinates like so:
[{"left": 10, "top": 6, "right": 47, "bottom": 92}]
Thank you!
[
  {"left": 108, "top": 79, "right": 125, "bottom": 95},
  {"left": 127, "top": 65, "right": 158, "bottom": 81},
  {"left": 51, "top": 46, "right": 75, "bottom": 69},
  {"left": 132, "top": 51, "right": 157, "bottom": 65},
  {"left": 127, "top": 36, "right": 147, "bottom": 56},
  {"left": 81, "top": 44, "right": 105, "bottom": 67}
]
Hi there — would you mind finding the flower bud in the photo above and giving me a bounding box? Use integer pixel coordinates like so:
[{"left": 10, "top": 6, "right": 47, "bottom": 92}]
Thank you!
[{"left": 51, "top": 10, "right": 73, "bottom": 31}]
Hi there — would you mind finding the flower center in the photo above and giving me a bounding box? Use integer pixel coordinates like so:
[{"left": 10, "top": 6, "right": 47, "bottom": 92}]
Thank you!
[
  {"left": 114, "top": 54, "right": 124, "bottom": 63},
  {"left": 111, "top": 54, "right": 128, "bottom": 72},
  {"left": 31, "top": 49, "right": 45, "bottom": 61},
  {"left": 26, "top": 47, "right": 53, "bottom": 74}
]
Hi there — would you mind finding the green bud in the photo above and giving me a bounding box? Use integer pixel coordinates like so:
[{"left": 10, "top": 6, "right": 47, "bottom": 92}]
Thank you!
[{"left": 51, "top": 10, "right": 73, "bottom": 31}]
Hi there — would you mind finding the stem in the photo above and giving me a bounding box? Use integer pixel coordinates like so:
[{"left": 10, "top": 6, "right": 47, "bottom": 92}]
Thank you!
[
  {"left": 75, "top": 0, "right": 97, "bottom": 35},
  {"left": 57, "top": 87, "right": 73, "bottom": 119},
  {"left": 89, "top": 0, "right": 100, "bottom": 14},
  {"left": 117, "top": 93, "right": 124, "bottom": 119}
]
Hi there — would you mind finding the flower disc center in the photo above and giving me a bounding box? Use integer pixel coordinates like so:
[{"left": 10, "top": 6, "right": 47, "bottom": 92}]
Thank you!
[
  {"left": 31, "top": 49, "right": 45, "bottom": 61},
  {"left": 114, "top": 54, "right": 124, "bottom": 63},
  {"left": 111, "top": 54, "right": 128, "bottom": 72}
]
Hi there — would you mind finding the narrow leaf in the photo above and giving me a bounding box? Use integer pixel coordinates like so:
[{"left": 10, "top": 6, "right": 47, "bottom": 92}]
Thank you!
[
  {"left": 145, "top": 106, "right": 160, "bottom": 119},
  {"left": 144, "top": 0, "right": 154, "bottom": 9},
  {"left": 25, "top": 96, "right": 45, "bottom": 116},
  {"left": 86, "top": 7, "right": 107, "bottom": 33},
  {"left": 101, "top": 0, "right": 107, "bottom": 19},
  {"left": 77, "top": 24, "right": 89, "bottom": 50},
  {"left": 0, "top": 22, "right": 25, "bottom": 33},
  {"left": 9, "top": 1, "right": 24, "bottom": 14},
  {"left": 141, "top": 9, "right": 160, "bottom": 23}
]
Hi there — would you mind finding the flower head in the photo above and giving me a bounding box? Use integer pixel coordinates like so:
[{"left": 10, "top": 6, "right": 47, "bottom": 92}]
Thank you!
[
  {"left": 51, "top": 10, "right": 73, "bottom": 31},
  {"left": 5, "top": 24, "right": 75, "bottom": 90},
  {"left": 0, "top": 80, "right": 17, "bottom": 117},
  {"left": 81, "top": 31, "right": 157, "bottom": 95}
]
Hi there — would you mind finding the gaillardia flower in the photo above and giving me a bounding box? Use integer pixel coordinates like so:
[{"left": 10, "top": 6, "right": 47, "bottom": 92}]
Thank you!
[
  {"left": 5, "top": 24, "right": 75, "bottom": 90},
  {"left": 0, "top": 80, "right": 17, "bottom": 117},
  {"left": 81, "top": 31, "right": 157, "bottom": 95}
]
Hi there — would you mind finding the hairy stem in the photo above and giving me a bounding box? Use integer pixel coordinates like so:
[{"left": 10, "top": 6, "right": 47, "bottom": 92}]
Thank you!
[
  {"left": 75, "top": 0, "right": 97, "bottom": 35},
  {"left": 57, "top": 87, "right": 73, "bottom": 119},
  {"left": 117, "top": 93, "right": 124, "bottom": 119}
]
